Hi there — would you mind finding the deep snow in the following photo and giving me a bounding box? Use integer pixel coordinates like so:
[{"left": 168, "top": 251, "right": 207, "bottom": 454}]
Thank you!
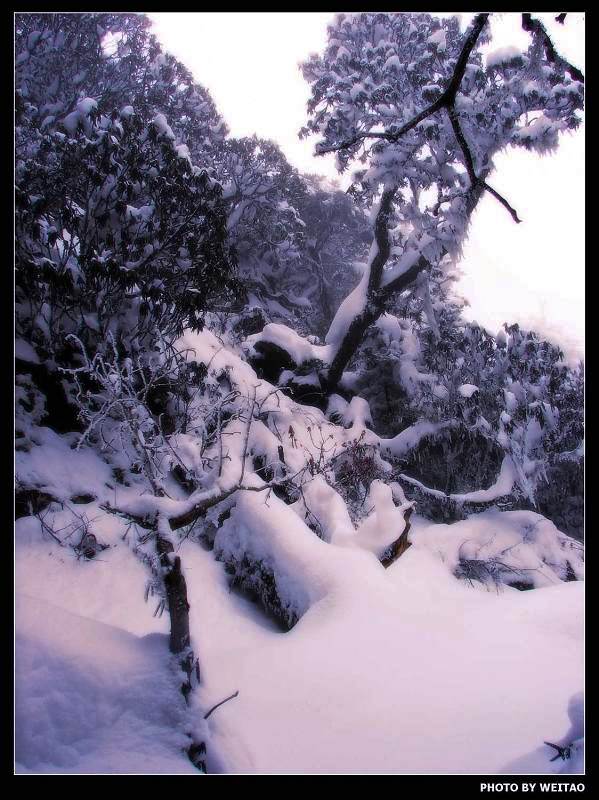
[
  {"left": 15, "top": 492, "right": 583, "bottom": 774},
  {"left": 14, "top": 327, "right": 584, "bottom": 774}
]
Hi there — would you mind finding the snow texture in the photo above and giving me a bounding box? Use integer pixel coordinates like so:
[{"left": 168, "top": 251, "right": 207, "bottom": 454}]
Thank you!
[{"left": 15, "top": 595, "right": 197, "bottom": 774}]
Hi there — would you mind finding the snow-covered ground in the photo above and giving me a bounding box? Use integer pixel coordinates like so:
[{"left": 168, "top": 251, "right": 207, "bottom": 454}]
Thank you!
[
  {"left": 15, "top": 594, "right": 197, "bottom": 774},
  {"left": 15, "top": 493, "right": 583, "bottom": 774},
  {"left": 185, "top": 511, "right": 584, "bottom": 774},
  {"left": 14, "top": 330, "right": 583, "bottom": 775}
]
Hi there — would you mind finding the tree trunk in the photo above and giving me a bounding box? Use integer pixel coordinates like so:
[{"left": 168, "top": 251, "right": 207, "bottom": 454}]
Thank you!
[
  {"left": 323, "top": 173, "right": 490, "bottom": 394},
  {"left": 156, "top": 536, "right": 198, "bottom": 699},
  {"left": 156, "top": 536, "right": 206, "bottom": 771}
]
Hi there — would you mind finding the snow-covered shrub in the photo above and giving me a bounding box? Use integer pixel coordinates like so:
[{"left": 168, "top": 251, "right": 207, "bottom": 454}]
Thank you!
[
  {"left": 354, "top": 300, "right": 584, "bottom": 522},
  {"left": 15, "top": 13, "right": 242, "bottom": 446},
  {"left": 534, "top": 458, "right": 584, "bottom": 541},
  {"left": 15, "top": 101, "right": 239, "bottom": 358},
  {"left": 412, "top": 510, "right": 584, "bottom": 591},
  {"left": 218, "top": 137, "right": 314, "bottom": 325}
]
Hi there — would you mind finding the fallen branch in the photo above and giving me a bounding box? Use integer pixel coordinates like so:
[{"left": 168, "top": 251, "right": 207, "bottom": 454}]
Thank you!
[{"left": 544, "top": 740, "right": 572, "bottom": 762}]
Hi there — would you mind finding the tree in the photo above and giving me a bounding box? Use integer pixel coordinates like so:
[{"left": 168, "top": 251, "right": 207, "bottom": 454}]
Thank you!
[
  {"left": 300, "top": 12, "right": 584, "bottom": 390},
  {"left": 217, "top": 136, "right": 315, "bottom": 326},
  {"left": 15, "top": 13, "right": 226, "bottom": 156},
  {"left": 15, "top": 12, "right": 242, "bottom": 364},
  {"left": 15, "top": 101, "right": 239, "bottom": 360},
  {"left": 298, "top": 175, "right": 371, "bottom": 336}
]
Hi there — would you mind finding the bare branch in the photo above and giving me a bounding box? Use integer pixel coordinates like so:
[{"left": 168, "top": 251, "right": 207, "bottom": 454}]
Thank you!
[
  {"left": 522, "top": 13, "right": 584, "bottom": 84},
  {"left": 446, "top": 106, "right": 521, "bottom": 223},
  {"left": 314, "top": 98, "right": 445, "bottom": 156}
]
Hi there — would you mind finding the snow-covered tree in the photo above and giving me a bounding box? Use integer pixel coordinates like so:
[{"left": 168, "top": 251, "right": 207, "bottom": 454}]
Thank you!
[
  {"left": 298, "top": 175, "right": 371, "bottom": 335},
  {"left": 300, "top": 12, "right": 584, "bottom": 390},
  {"left": 217, "top": 136, "right": 315, "bottom": 326},
  {"left": 15, "top": 100, "right": 239, "bottom": 359},
  {"left": 354, "top": 294, "right": 584, "bottom": 519},
  {"left": 15, "top": 13, "right": 227, "bottom": 156}
]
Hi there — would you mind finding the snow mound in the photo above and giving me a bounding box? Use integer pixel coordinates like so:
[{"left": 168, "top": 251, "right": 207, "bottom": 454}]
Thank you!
[
  {"left": 15, "top": 594, "right": 198, "bottom": 774},
  {"left": 412, "top": 509, "right": 584, "bottom": 590},
  {"left": 246, "top": 323, "right": 331, "bottom": 367},
  {"left": 182, "top": 513, "right": 583, "bottom": 774}
]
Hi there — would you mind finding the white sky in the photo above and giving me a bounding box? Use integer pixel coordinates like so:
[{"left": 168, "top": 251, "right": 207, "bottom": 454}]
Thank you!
[{"left": 149, "top": 12, "right": 584, "bottom": 361}]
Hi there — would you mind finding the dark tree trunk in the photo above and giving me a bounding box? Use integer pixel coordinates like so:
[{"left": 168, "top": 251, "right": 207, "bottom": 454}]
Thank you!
[
  {"left": 156, "top": 536, "right": 206, "bottom": 771},
  {"left": 156, "top": 536, "right": 198, "bottom": 699},
  {"left": 322, "top": 173, "right": 490, "bottom": 394}
]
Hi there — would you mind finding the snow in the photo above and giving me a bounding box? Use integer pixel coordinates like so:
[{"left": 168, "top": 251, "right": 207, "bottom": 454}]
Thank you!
[
  {"left": 411, "top": 509, "right": 583, "bottom": 589},
  {"left": 152, "top": 112, "right": 175, "bottom": 140},
  {"left": 501, "top": 691, "right": 584, "bottom": 774},
  {"left": 15, "top": 325, "right": 584, "bottom": 774},
  {"left": 62, "top": 98, "right": 98, "bottom": 135},
  {"left": 486, "top": 46, "right": 523, "bottom": 69},
  {"left": 17, "top": 489, "right": 583, "bottom": 774},
  {"left": 353, "top": 480, "right": 410, "bottom": 556},
  {"left": 428, "top": 29, "right": 447, "bottom": 52},
  {"left": 181, "top": 504, "right": 583, "bottom": 774},
  {"left": 15, "top": 339, "right": 40, "bottom": 364},
  {"left": 15, "top": 427, "right": 113, "bottom": 503},
  {"left": 15, "top": 594, "right": 198, "bottom": 774},
  {"left": 514, "top": 114, "right": 559, "bottom": 145},
  {"left": 76, "top": 97, "right": 98, "bottom": 116},
  {"left": 381, "top": 420, "right": 453, "bottom": 458},
  {"left": 384, "top": 54, "right": 401, "bottom": 72},
  {"left": 325, "top": 266, "right": 369, "bottom": 349},
  {"left": 451, "top": 454, "right": 516, "bottom": 503},
  {"left": 382, "top": 249, "right": 420, "bottom": 287},
  {"left": 341, "top": 395, "right": 372, "bottom": 430},
  {"left": 247, "top": 323, "right": 331, "bottom": 367},
  {"left": 458, "top": 382, "right": 479, "bottom": 398}
]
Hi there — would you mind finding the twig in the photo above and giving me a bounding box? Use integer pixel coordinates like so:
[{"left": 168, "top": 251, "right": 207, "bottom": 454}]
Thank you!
[
  {"left": 544, "top": 741, "right": 572, "bottom": 762},
  {"left": 203, "top": 690, "right": 239, "bottom": 720}
]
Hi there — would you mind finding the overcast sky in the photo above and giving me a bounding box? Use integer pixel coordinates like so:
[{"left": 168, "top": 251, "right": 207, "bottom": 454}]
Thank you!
[{"left": 149, "top": 12, "right": 584, "bottom": 361}]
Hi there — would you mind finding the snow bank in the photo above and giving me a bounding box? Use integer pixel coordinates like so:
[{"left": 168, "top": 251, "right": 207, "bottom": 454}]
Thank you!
[
  {"left": 213, "top": 490, "right": 383, "bottom": 627},
  {"left": 15, "top": 594, "right": 197, "bottom": 774},
  {"left": 182, "top": 519, "right": 583, "bottom": 774},
  {"left": 16, "top": 427, "right": 113, "bottom": 503},
  {"left": 411, "top": 509, "right": 584, "bottom": 589}
]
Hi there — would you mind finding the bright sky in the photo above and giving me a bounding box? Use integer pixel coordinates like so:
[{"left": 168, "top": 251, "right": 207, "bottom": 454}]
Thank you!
[{"left": 149, "top": 12, "right": 584, "bottom": 362}]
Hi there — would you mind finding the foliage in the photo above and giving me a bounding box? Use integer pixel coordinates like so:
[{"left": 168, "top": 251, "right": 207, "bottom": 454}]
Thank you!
[{"left": 15, "top": 100, "right": 239, "bottom": 358}]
